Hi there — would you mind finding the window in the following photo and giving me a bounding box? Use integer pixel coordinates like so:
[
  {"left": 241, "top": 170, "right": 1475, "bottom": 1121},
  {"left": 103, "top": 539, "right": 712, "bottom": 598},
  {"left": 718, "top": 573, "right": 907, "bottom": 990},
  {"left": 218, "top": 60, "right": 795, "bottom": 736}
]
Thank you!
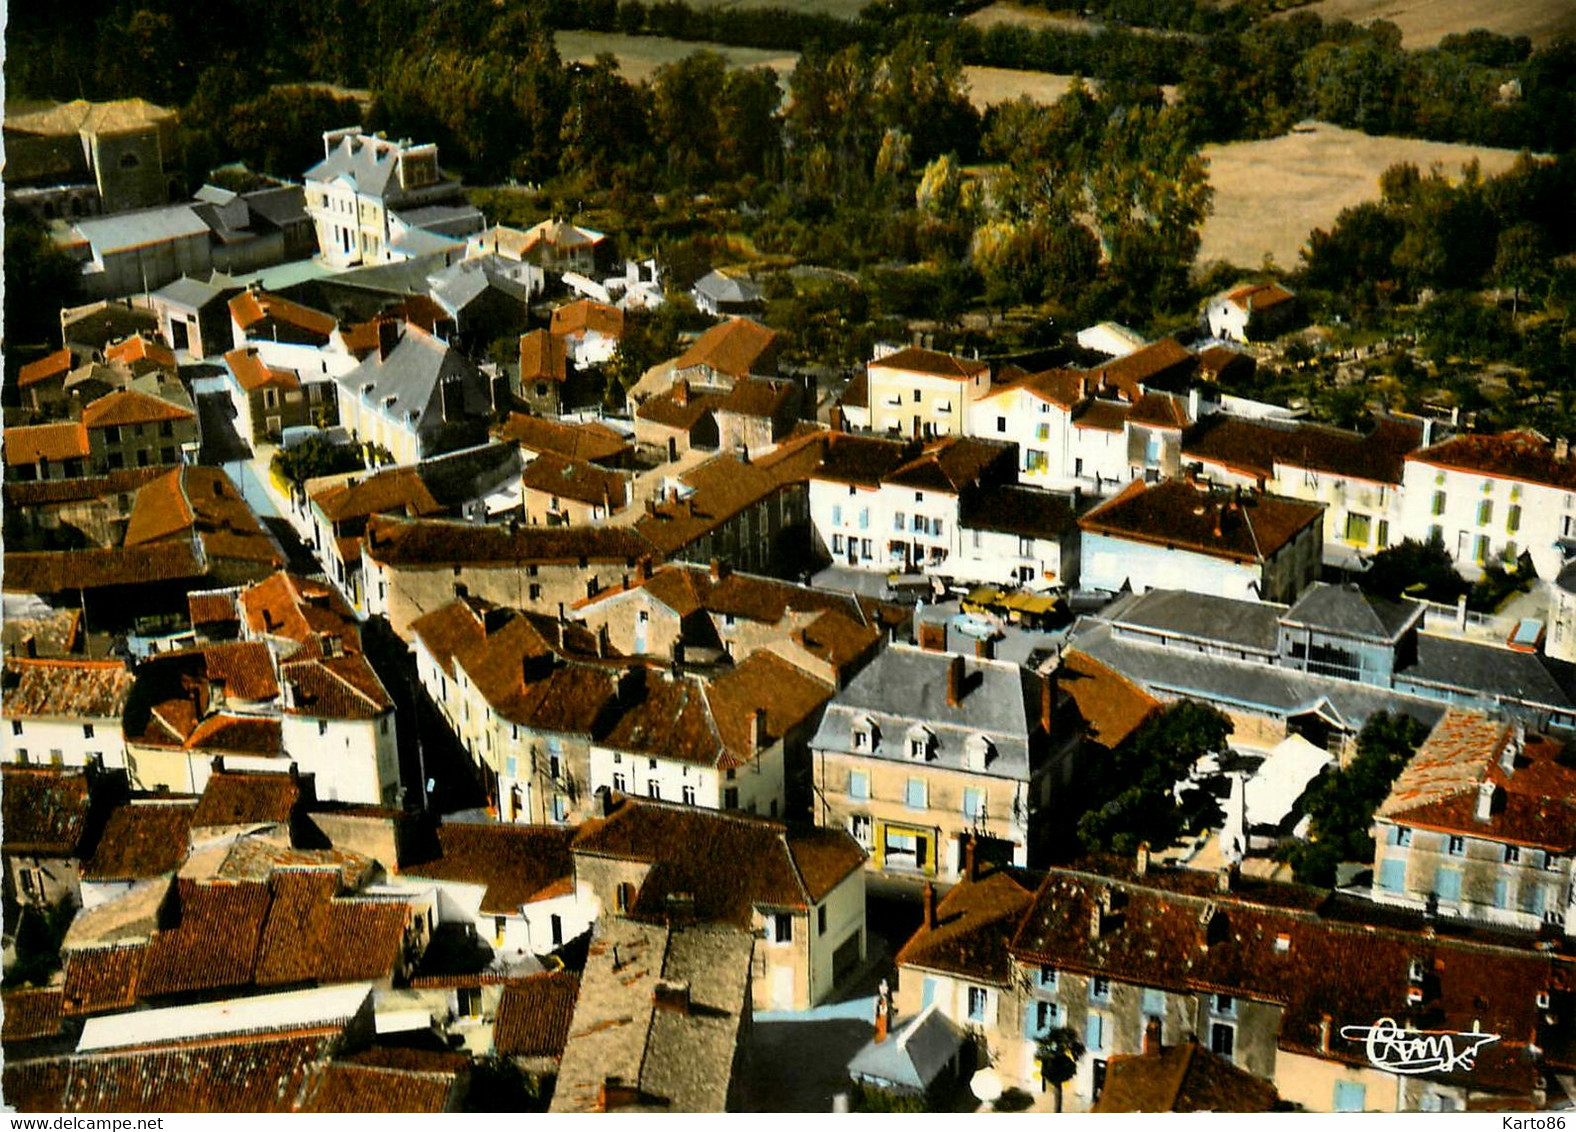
[
  {"left": 1333, "top": 1082, "right": 1367, "bottom": 1113},
  {"left": 1395, "top": 827, "right": 1412, "bottom": 848},
  {"left": 458, "top": 986, "right": 482, "bottom": 1019},
  {"left": 997, "top": 416, "right": 1007, "bottom": 433},
  {"left": 859, "top": 508, "right": 869, "bottom": 530},
  {"left": 963, "top": 787, "right": 985, "bottom": 819},
  {"left": 83, "top": 723, "right": 94, "bottom": 739},
  {"left": 1210, "top": 1022, "right": 1235, "bottom": 1060},
  {"left": 1036, "top": 966, "right": 1058, "bottom": 991},
  {"left": 772, "top": 913, "right": 793, "bottom": 943},
  {"left": 1036, "top": 422, "right": 1051, "bottom": 442},
  {"left": 850, "top": 814, "right": 872, "bottom": 846},
  {"left": 724, "top": 787, "right": 739, "bottom": 809},
  {"left": 1508, "top": 504, "right": 1522, "bottom": 533},
  {"left": 1431, "top": 491, "right": 1446, "bottom": 516},
  {"left": 933, "top": 519, "right": 944, "bottom": 540},
  {"left": 1091, "top": 977, "right": 1111, "bottom": 1002},
  {"left": 1085, "top": 1012, "right": 1106, "bottom": 1052},
  {"left": 1345, "top": 513, "right": 1371, "bottom": 543},
  {"left": 682, "top": 784, "right": 696, "bottom": 805},
  {"left": 1478, "top": 499, "right": 1494, "bottom": 526},
  {"left": 1448, "top": 835, "right": 1466, "bottom": 857},
  {"left": 818, "top": 905, "right": 828, "bottom": 935},
  {"left": 1474, "top": 535, "right": 1490, "bottom": 564},
  {"left": 1505, "top": 845, "right": 1521, "bottom": 864},
  {"left": 832, "top": 504, "right": 843, "bottom": 526},
  {"left": 905, "top": 777, "right": 927, "bottom": 809},
  {"left": 852, "top": 729, "right": 869, "bottom": 752},
  {"left": 967, "top": 986, "right": 988, "bottom": 1022},
  {"left": 318, "top": 720, "right": 329, "bottom": 737},
  {"left": 833, "top": 534, "right": 844, "bottom": 554},
  {"left": 616, "top": 882, "right": 636, "bottom": 913},
  {"left": 613, "top": 772, "right": 628, "bottom": 792},
  {"left": 552, "top": 795, "right": 568, "bottom": 822},
  {"left": 849, "top": 770, "right": 869, "bottom": 800},
  {"left": 912, "top": 389, "right": 921, "bottom": 403},
  {"left": 9, "top": 721, "right": 20, "bottom": 736},
  {"left": 646, "top": 779, "right": 661, "bottom": 800},
  {"left": 894, "top": 512, "right": 906, "bottom": 532},
  {"left": 1435, "top": 866, "right": 1463, "bottom": 903},
  {"left": 1027, "top": 1000, "right": 1060, "bottom": 1038},
  {"left": 1212, "top": 994, "right": 1236, "bottom": 1017},
  {"left": 1494, "top": 877, "right": 1510, "bottom": 908},
  {"left": 1141, "top": 988, "right": 1165, "bottom": 1016}
]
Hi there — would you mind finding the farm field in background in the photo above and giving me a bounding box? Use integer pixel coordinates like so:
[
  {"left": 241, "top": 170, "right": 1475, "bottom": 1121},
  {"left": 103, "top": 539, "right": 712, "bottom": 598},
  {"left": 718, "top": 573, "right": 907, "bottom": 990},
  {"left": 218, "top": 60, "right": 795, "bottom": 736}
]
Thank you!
[
  {"left": 1268, "top": 0, "right": 1576, "bottom": 48},
  {"left": 1199, "top": 121, "right": 1532, "bottom": 270}
]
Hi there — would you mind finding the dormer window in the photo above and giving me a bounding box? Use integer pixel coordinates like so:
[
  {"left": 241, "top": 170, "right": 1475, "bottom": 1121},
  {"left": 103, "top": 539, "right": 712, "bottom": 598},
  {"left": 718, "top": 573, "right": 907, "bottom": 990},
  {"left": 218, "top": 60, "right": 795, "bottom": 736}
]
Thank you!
[
  {"left": 965, "top": 734, "right": 994, "bottom": 771},
  {"left": 852, "top": 717, "right": 879, "bottom": 752},
  {"left": 906, "top": 726, "right": 934, "bottom": 761}
]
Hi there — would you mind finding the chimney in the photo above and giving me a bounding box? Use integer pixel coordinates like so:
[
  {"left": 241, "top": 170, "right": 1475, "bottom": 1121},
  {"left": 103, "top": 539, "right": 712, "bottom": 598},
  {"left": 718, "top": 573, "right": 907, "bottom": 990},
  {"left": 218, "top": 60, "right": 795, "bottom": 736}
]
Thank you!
[
  {"left": 378, "top": 318, "right": 398, "bottom": 361},
  {"left": 963, "top": 833, "right": 978, "bottom": 882},
  {"left": 709, "top": 557, "right": 729, "bottom": 582},
  {"left": 1090, "top": 890, "right": 1107, "bottom": 939},
  {"left": 946, "top": 654, "right": 965, "bottom": 708},
  {"left": 917, "top": 621, "right": 947, "bottom": 652},
  {"left": 1212, "top": 504, "right": 1224, "bottom": 539},
  {"left": 673, "top": 379, "right": 689, "bottom": 406},
  {"left": 23, "top": 635, "right": 36, "bottom": 659},
  {"left": 1422, "top": 417, "right": 1435, "bottom": 448},
  {"left": 637, "top": 556, "right": 652, "bottom": 582},
  {"left": 874, "top": 992, "right": 892, "bottom": 1044},
  {"left": 596, "top": 785, "right": 614, "bottom": 816},
  {"left": 974, "top": 635, "right": 994, "bottom": 660},
  {"left": 1217, "top": 863, "right": 1237, "bottom": 894},
  {"left": 652, "top": 979, "right": 692, "bottom": 1014},
  {"left": 1188, "top": 386, "right": 1201, "bottom": 422},
  {"left": 596, "top": 624, "right": 610, "bottom": 658},
  {"left": 1143, "top": 1018, "right": 1162, "bottom": 1056},
  {"left": 748, "top": 706, "right": 766, "bottom": 752},
  {"left": 1040, "top": 673, "right": 1055, "bottom": 734},
  {"left": 1502, "top": 723, "right": 1524, "bottom": 774},
  {"left": 1136, "top": 842, "right": 1150, "bottom": 879},
  {"left": 923, "top": 881, "right": 936, "bottom": 932},
  {"left": 1558, "top": 437, "right": 1570, "bottom": 461},
  {"left": 1475, "top": 781, "right": 1496, "bottom": 823},
  {"left": 1198, "top": 902, "right": 1217, "bottom": 950},
  {"left": 599, "top": 1079, "right": 642, "bottom": 1112},
  {"left": 1319, "top": 1015, "right": 1333, "bottom": 1054}
]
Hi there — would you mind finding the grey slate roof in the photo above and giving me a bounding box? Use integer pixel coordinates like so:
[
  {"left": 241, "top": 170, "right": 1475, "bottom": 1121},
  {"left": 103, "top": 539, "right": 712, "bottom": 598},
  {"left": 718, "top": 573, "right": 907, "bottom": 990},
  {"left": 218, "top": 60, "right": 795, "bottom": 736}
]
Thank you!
[
  {"left": 1399, "top": 635, "right": 1575, "bottom": 712},
  {"left": 151, "top": 273, "right": 241, "bottom": 311},
  {"left": 417, "top": 442, "right": 523, "bottom": 509},
  {"left": 1071, "top": 621, "right": 1448, "bottom": 734},
  {"left": 336, "top": 325, "right": 489, "bottom": 433},
  {"left": 389, "top": 227, "right": 465, "bottom": 259},
  {"left": 71, "top": 206, "right": 210, "bottom": 254},
  {"left": 693, "top": 270, "right": 762, "bottom": 306},
  {"left": 243, "top": 186, "right": 309, "bottom": 229},
  {"left": 305, "top": 135, "right": 398, "bottom": 197},
  {"left": 1282, "top": 582, "right": 1422, "bottom": 641},
  {"left": 1106, "top": 589, "right": 1285, "bottom": 656},
  {"left": 426, "top": 255, "right": 533, "bottom": 315},
  {"left": 810, "top": 643, "right": 1040, "bottom": 781},
  {"left": 328, "top": 253, "right": 457, "bottom": 297},
  {"left": 847, "top": 1004, "right": 965, "bottom": 1094}
]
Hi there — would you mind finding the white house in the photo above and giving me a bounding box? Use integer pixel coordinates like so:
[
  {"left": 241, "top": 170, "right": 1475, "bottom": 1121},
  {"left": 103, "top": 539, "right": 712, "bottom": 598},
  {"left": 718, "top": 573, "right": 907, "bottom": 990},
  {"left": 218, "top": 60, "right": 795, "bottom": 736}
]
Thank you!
[
  {"left": 867, "top": 346, "right": 991, "bottom": 439},
  {"left": 333, "top": 322, "right": 493, "bottom": 465},
  {"left": 2, "top": 658, "right": 134, "bottom": 771},
  {"left": 1398, "top": 430, "right": 1573, "bottom": 580}
]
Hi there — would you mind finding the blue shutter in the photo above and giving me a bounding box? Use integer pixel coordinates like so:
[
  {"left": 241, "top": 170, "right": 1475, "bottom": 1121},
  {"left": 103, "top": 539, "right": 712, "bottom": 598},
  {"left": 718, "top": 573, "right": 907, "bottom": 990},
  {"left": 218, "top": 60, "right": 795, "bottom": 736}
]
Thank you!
[
  {"left": 832, "top": 505, "right": 842, "bottom": 526},
  {"left": 1435, "top": 867, "right": 1463, "bottom": 903},
  {"left": 922, "top": 977, "right": 937, "bottom": 1009},
  {"left": 1334, "top": 1082, "right": 1366, "bottom": 1112},
  {"left": 1084, "top": 1012, "right": 1103, "bottom": 1051},
  {"left": 1379, "top": 859, "right": 1406, "bottom": 892},
  {"left": 1494, "top": 878, "right": 1510, "bottom": 908}
]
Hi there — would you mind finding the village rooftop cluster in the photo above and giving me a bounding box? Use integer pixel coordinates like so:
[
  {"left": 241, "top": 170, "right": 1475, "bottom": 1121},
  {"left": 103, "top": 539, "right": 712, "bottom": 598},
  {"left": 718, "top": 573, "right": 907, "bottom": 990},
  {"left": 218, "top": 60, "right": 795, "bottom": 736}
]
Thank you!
[{"left": 3, "top": 109, "right": 1576, "bottom": 1116}]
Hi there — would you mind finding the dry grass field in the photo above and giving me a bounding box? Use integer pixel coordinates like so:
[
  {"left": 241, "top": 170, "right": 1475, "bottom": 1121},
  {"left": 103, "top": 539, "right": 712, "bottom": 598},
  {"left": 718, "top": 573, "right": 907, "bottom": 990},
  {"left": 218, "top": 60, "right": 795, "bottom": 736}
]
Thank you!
[
  {"left": 554, "top": 30, "right": 798, "bottom": 83},
  {"left": 965, "top": 2, "right": 1104, "bottom": 33},
  {"left": 1199, "top": 121, "right": 1532, "bottom": 269},
  {"left": 673, "top": 0, "right": 870, "bottom": 14},
  {"left": 1269, "top": 0, "right": 1576, "bottom": 48}
]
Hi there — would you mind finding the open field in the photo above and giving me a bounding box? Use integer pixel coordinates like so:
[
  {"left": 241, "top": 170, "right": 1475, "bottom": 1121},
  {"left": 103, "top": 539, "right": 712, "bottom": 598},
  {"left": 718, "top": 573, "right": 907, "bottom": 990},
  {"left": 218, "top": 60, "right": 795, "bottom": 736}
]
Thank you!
[
  {"left": 965, "top": 1, "right": 1105, "bottom": 34},
  {"left": 1199, "top": 121, "right": 1532, "bottom": 269},
  {"left": 1269, "top": 0, "right": 1576, "bottom": 48},
  {"left": 668, "top": 0, "right": 869, "bottom": 14},
  {"left": 963, "top": 66, "right": 1178, "bottom": 107},
  {"left": 554, "top": 30, "right": 798, "bottom": 83}
]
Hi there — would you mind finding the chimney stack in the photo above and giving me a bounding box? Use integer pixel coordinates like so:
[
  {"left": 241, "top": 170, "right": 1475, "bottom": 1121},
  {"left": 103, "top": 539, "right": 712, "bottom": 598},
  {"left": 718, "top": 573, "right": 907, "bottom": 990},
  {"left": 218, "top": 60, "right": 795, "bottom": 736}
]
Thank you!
[
  {"left": 710, "top": 557, "right": 729, "bottom": 582},
  {"left": 652, "top": 980, "right": 692, "bottom": 1015},
  {"left": 597, "top": 624, "right": 610, "bottom": 658},
  {"left": 599, "top": 1079, "right": 642, "bottom": 1112},
  {"left": 1136, "top": 842, "right": 1150, "bottom": 879},
  {"left": 673, "top": 379, "right": 689, "bottom": 406},
  {"left": 1217, "top": 863, "right": 1237, "bottom": 894},
  {"left": 1475, "top": 781, "right": 1496, "bottom": 823},
  {"left": 923, "top": 881, "right": 936, "bottom": 932},
  {"left": 946, "top": 654, "right": 965, "bottom": 708},
  {"left": 874, "top": 980, "right": 893, "bottom": 1044},
  {"left": 964, "top": 833, "right": 979, "bottom": 882},
  {"left": 1557, "top": 437, "right": 1570, "bottom": 462},
  {"left": 917, "top": 621, "right": 947, "bottom": 652},
  {"left": 975, "top": 635, "right": 995, "bottom": 660},
  {"left": 1318, "top": 1015, "right": 1333, "bottom": 1054},
  {"left": 1212, "top": 504, "right": 1224, "bottom": 539},
  {"left": 1040, "top": 673, "right": 1055, "bottom": 734},
  {"left": 749, "top": 706, "right": 766, "bottom": 753},
  {"left": 378, "top": 318, "right": 398, "bottom": 361},
  {"left": 1143, "top": 1018, "right": 1162, "bottom": 1056}
]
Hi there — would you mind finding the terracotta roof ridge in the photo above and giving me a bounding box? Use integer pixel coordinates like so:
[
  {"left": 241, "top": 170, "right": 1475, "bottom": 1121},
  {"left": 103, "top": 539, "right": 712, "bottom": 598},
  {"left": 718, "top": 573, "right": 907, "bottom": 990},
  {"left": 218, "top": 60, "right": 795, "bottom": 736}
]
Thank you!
[{"left": 286, "top": 656, "right": 384, "bottom": 711}]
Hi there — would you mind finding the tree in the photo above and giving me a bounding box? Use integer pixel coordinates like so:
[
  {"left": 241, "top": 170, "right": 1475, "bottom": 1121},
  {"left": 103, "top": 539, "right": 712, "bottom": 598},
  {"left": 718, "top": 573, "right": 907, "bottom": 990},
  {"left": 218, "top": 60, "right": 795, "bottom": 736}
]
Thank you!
[
  {"left": 1036, "top": 1026, "right": 1086, "bottom": 1113},
  {"left": 1077, "top": 701, "right": 1233, "bottom": 856},
  {"left": 1276, "top": 711, "right": 1429, "bottom": 886},
  {"left": 1359, "top": 535, "right": 1468, "bottom": 604},
  {"left": 1494, "top": 223, "right": 1548, "bottom": 318},
  {"left": 560, "top": 55, "right": 650, "bottom": 184},
  {"left": 3, "top": 208, "right": 83, "bottom": 362}
]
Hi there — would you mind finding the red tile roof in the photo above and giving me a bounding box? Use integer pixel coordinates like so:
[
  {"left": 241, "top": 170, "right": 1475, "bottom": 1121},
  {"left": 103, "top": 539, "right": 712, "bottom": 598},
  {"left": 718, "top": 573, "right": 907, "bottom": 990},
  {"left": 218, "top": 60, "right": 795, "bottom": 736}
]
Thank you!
[
  {"left": 1058, "top": 651, "right": 1162, "bottom": 752},
  {"left": 1094, "top": 1041, "right": 1280, "bottom": 1112},
  {"left": 225, "top": 346, "right": 301, "bottom": 393},
  {"left": 82, "top": 801, "right": 196, "bottom": 881},
  {"left": 4, "top": 422, "right": 89, "bottom": 466},
  {"left": 251, "top": 870, "right": 410, "bottom": 988},
  {"left": 551, "top": 299, "right": 624, "bottom": 340},
  {"left": 520, "top": 329, "right": 568, "bottom": 383},
  {"left": 1, "top": 988, "right": 66, "bottom": 1044},
  {"left": 1225, "top": 281, "right": 1296, "bottom": 312},
  {"left": 299, "top": 1048, "right": 466, "bottom": 1112},
  {"left": 192, "top": 770, "right": 304, "bottom": 828},
  {"left": 572, "top": 796, "right": 865, "bottom": 927},
  {"left": 870, "top": 346, "right": 989, "bottom": 381},
  {"left": 105, "top": 333, "right": 176, "bottom": 372},
  {"left": 494, "top": 971, "right": 581, "bottom": 1058},
  {"left": 166, "top": 640, "right": 281, "bottom": 701},
  {"left": 121, "top": 467, "right": 282, "bottom": 570},
  {"left": 309, "top": 468, "right": 443, "bottom": 525},
  {"left": 282, "top": 654, "right": 394, "bottom": 720},
  {"left": 895, "top": 866, "right": 1039, "bottom": 985},
  {"left": 2, "top": 466, "right": 166, "bottom": 510},
  {"left": 63, "top": 1032, "right": 341, "bottom": 1112},
  {"left": 2, "top": 657, "right": 134, "bottom": 719},
  {"left": 138, "top": 878, "right": 272, "bottom": 998},
  {"left": 673, "top": 318, "right": 779, "bottom": 378},
  {"left": 636, "top": 381, "right": 725, "bottom": 430},
  {"left": 1, "top": 767, "right": 93, "bottom": 856},
  {"left": 1078, "top": 478, "right": 1324, "bottom": 564},
  {"left": 229, "top": 289, "right": 337, "bottom": 342},
  {"left": 62, "top": 945, "right": 147, "bottom": 1016},
  {"left": 520, "top": 451, "right": 629, "bottom": 509},
  {"left": 495, "top": 414, "right": 632, "bottom": 464},
  {"left": 1377, "top": 712, "right": 1576, "bottom": 852},
  {"left": 882, "top": 435, "right": 1013, "bottom": 494},
  {"left": 1185, "top": 415, "right": 1423, "bottom": 486},
  {"left": 80, "top": 388, "right": 194, "bottom": 429},
  {"left": 402, "top": 822, "right": 577, "bottom": 915},
  {"left": 3, "top": 542, "right": 206, "bottom": 595},
  {"left": 188, "top": 589, "right": 240, "bottom": 628},
  {"left": 364, "top": 516, "right": 650, "bottom": 569},
  {"left": 18, "top": 348, "right": 74, "bottom": 388},
  {"left": 1092, "top": 337, "right": 1196, "bottom": 396},
  {"left": 1407, "top": 429, "right": 1576, "bottom": 491}
]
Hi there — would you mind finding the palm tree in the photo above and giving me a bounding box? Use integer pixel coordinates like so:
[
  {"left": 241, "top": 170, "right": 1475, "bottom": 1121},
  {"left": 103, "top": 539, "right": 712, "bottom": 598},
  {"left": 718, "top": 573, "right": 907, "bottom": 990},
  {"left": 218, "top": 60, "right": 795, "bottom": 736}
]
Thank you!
[{"left": 1036, "top": 1026, "right": 1086, "bottom": 1113}]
